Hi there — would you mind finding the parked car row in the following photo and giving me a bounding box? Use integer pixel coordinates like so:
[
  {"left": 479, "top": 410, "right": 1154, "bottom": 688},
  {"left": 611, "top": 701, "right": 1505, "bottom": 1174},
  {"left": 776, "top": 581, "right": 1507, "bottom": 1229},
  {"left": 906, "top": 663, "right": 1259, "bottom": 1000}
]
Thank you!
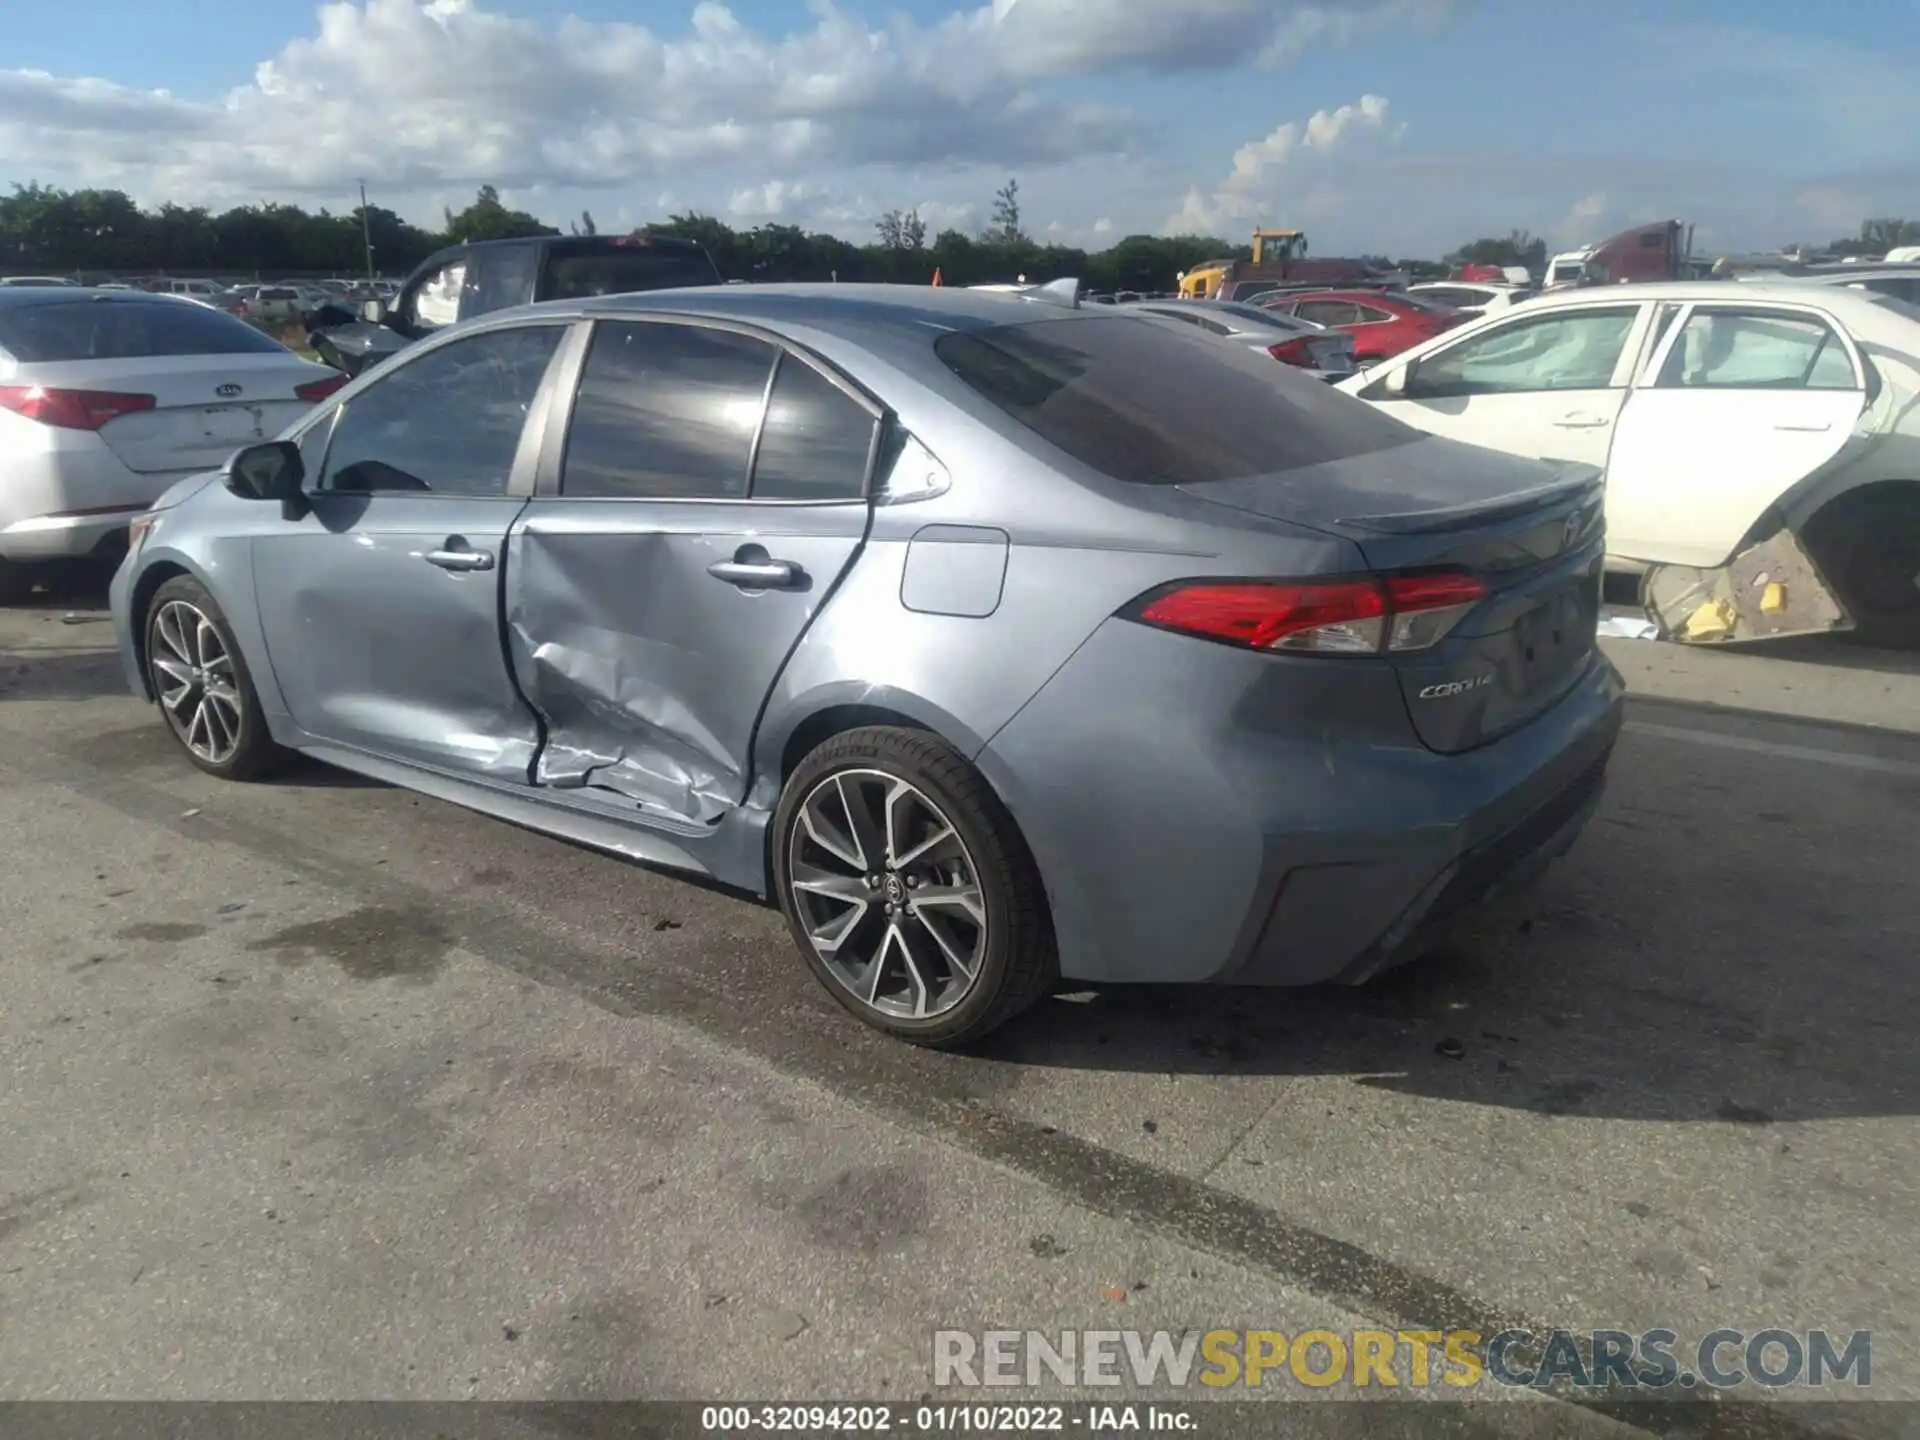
[
  {"left": 1334, "top": 280, "right": 1920, "bottom": 647},
  {"left": 0, "top": 288, "right": 347, "bottom": 601}
]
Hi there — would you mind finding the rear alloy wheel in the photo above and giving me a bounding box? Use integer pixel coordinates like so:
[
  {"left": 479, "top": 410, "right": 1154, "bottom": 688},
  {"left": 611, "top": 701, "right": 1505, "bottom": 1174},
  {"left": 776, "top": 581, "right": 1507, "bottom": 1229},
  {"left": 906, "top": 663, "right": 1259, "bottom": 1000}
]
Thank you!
[
  {"left": 773, "top": 726, "right": 1055, "bottom": 1047},
  {"left": 145, "top": 576, "right": 284, "bottom": 780}
]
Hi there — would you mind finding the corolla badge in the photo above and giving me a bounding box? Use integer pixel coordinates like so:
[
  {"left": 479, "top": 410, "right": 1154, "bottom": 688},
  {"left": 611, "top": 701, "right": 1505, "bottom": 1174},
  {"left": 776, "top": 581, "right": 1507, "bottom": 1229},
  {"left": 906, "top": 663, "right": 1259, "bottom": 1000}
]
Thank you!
[
  {"left": 215, "top": 382, "right": 242, "bottom": 398},
  {"left": 1418, "top": 675, "right": 1494, "bottom": 700}
]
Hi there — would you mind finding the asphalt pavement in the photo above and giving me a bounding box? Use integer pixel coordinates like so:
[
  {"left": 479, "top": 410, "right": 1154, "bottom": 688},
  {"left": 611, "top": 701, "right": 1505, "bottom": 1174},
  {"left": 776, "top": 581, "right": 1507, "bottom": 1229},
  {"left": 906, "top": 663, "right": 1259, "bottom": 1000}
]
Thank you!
[{"left": 2, "top": 564, "right": 1917, "bottom": 1438}]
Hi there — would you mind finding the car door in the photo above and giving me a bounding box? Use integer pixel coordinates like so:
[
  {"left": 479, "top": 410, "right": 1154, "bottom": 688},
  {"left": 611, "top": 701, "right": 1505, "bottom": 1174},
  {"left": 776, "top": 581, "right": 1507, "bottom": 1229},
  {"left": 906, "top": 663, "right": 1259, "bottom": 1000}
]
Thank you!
[
  {"left": 1603, "top": 303, "right": 1872, "bottom": 567},
  {"left": 1356, "top": 304, "right": 1648, "bottom": 467},
  {"left": 251, "top": 320, "right": 571, "bottom": 779},
  {"left": 507, "top": 316, "right": 880, "bottom": 825}
]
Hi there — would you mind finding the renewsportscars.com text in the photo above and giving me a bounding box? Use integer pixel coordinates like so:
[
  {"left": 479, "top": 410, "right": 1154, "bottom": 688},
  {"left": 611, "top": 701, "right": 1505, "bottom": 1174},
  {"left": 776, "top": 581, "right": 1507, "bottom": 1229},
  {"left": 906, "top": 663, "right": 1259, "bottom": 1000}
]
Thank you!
[{"left": 932, "top": 1327, "right": 1871, "bottom": 1391}]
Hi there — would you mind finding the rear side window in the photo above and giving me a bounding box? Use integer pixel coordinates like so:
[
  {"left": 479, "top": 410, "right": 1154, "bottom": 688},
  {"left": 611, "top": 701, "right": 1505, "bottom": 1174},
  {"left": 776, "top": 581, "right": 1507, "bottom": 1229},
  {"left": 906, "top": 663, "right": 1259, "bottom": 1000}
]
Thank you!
[
  {"left": 934, "top": 315, "right": 1419, "bottom": 485},
  {"left": 561, "top": 320, "right": 777, "bottom": 499},
  {"left": 0, "top": 299, "right": 286, "bottom": 361},
  {"left": 468, "top": 242, "right": 540, "bottom": 314},
  {"left": 750, "top": 355, "right": 878, "bottom": 501},
  {"left": 1294, "top": 300, "right": 1359, "bottom": 325},
  {"left": 543, "top": 244, "right": 721, "bottom": 301},
  {"left": 1655, "top": 310, "right": 1857, "bottom": 390}
]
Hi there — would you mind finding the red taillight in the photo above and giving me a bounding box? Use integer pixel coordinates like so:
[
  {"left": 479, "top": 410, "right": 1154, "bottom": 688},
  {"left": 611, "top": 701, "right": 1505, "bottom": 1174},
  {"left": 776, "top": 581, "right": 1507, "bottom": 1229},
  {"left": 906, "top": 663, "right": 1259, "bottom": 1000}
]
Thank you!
[
  {"left": 1132, "top": 572, "right": 1489, "bottom": 656},
  {"left": 0, "top": 385, "right": 156, "bottom": 431},
  {"left": 1266, "top": 337, "right": 1318, "bottom": 368},
  {"left": 295, "top": 372, "right": 349, "bottom": 402}
]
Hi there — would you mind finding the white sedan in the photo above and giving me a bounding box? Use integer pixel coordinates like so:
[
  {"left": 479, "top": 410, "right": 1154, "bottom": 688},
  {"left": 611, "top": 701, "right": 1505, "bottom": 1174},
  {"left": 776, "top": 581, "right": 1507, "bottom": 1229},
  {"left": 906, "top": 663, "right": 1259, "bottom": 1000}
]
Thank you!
[
  {"left": 0, "top": 288, "right": 346, "bottom": 602},
  {"left": 1406, "top": 281, "right": 1536, "bottom": 318},
  {"left": 1337, "top": 282, "right": 1920, "bottom": 646}
]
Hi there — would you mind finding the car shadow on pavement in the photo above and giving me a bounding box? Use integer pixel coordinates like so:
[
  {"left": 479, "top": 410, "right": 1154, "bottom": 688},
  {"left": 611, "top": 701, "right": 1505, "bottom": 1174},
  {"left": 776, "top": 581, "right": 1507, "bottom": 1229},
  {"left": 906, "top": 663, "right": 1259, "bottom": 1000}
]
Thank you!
[
  {"left": 1708, "top": 633, "right": 1920, "bottom": 675},
  {"left": 972, "top": 897, "right": 1915, "bottom": 1125},
  {"left": 0, "top": 648, "right": 127, "bottom": 702}
]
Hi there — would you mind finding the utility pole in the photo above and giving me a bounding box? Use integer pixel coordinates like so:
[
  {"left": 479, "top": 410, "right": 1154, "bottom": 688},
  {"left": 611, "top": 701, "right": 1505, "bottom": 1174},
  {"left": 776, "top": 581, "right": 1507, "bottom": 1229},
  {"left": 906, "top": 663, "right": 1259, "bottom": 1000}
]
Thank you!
[{"left": 358, "top": 180, "right": 376, "bottom": 280}]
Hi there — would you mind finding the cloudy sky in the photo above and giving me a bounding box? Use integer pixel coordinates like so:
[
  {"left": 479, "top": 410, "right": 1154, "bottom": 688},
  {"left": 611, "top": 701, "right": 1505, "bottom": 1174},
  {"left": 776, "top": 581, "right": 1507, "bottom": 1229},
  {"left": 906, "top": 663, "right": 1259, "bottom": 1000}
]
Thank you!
[{"left": 4, "top": 0, "right": 1918, "bottom": 257}]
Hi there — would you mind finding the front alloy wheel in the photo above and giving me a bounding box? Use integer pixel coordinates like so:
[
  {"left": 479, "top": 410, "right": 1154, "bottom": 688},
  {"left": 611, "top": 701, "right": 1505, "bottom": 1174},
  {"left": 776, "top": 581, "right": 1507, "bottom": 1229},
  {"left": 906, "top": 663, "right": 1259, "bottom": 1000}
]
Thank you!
[
  {"left": 150, "top": 598, "right": 244, "bottom": 765},
  {"left": 144, "top": 575, "right": 283, "bottom": 780}
]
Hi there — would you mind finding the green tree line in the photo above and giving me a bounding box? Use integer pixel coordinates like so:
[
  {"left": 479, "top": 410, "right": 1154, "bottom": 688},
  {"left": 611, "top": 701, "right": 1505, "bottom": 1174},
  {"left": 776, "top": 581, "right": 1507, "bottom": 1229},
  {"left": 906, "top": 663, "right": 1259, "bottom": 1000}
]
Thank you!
[
  {"left": 8, "top": 177, "right": 1905, "bottom": 290},
  {"left": 0, "top": 178, "right": 1435, "bottom": 291}
]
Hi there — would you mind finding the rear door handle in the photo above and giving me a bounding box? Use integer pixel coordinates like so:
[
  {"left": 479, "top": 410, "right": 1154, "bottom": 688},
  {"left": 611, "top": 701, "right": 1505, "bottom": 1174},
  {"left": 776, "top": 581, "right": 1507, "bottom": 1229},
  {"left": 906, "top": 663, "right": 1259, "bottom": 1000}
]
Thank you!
[
  {"left": 1553, "top": 413, "right": 1610, "bottom": 428},
  {"left": 424, "top": 542, "right": 494, "bottom": 572},
  {"left": 708, "top": 558, "right": 798, "bottom": 589},
  {"left": 1774, "top": 421, "right": 1832, "bottom": 433}
]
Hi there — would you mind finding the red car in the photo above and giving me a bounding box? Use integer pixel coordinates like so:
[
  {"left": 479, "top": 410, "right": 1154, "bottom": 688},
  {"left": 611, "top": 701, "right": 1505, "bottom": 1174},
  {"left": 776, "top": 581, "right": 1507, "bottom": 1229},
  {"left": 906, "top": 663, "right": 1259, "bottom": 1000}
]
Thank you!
[{"left": 1257, "top": 288, "right": 1467, "bottom": 363}]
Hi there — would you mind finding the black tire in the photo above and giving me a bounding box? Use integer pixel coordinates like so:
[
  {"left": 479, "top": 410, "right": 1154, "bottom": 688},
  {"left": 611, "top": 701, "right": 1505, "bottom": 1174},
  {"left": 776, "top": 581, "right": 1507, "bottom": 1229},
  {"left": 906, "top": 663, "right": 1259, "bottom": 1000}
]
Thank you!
[
  {"left": 772, "top": 725, "right": 1056, "bottom": 1047},
  {"left": 144, "top": 575, "right": 287, "bottom": 781},
  {"left": 0, "top": 558, "right": 42, "bottom": 605},
  {"left": 1802, "top": 490, "right": 1920, "bottom": 650}
]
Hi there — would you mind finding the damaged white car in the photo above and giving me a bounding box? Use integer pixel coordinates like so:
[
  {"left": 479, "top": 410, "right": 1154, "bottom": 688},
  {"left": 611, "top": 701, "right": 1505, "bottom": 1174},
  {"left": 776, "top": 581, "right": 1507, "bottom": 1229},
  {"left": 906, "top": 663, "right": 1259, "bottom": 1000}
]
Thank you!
[{"left": 1337, "top": 283, "right": 1920, "bottom": 646}]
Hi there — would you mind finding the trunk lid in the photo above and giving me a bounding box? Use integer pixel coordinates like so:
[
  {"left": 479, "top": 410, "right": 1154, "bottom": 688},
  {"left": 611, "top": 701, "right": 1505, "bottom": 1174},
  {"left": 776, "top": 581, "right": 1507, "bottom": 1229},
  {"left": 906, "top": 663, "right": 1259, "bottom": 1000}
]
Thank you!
[
  {"left": 28, "top": 356, "right": 331, "bottom": 474},
  {"left": 1181, "top": 437, "right": 1604, "bottom": 753}
]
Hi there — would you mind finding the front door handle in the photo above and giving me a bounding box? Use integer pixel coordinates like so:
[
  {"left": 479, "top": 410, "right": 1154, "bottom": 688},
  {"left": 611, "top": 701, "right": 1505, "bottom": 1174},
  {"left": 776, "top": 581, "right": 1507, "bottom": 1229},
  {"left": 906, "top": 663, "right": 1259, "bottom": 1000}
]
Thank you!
[
  {"left": 709, "top": 558, "right": 798, "bottom": 589},
  {"left": 1553, "top": 413, "right": 1610, "bottom": 428},
  {"left": 425, "top": 542, "right": 494, "bottom": 572},
  {"left": 1774, "top": 421, "right": 1832, "bottom": 433}
]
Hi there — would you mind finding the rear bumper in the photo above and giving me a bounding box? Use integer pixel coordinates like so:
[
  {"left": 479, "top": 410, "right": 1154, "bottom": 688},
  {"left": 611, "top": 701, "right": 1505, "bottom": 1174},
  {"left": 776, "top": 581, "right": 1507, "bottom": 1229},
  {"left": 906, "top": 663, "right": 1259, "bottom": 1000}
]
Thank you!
[
  {"left": 0, "top": 508, "right": 145, "bottom": 562},
  {"left": 0, "top": 428, "right": 197, "bottom": 563},
  {"left": 976, "top": 618, "right": 1625, "bottom": 988}
]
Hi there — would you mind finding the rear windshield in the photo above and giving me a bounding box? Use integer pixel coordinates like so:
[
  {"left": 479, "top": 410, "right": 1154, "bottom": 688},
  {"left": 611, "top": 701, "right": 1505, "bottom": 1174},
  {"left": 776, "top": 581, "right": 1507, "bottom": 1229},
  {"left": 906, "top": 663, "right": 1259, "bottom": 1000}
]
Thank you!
[
  {"left": 0, "top": 298, "right": 287, "bottom": 362},
  {"left": 934, "top": 314, "right": 1419, "bottom": 485},
  {"left": 542, "top": 245, "right": 721, "bottom": 301}
]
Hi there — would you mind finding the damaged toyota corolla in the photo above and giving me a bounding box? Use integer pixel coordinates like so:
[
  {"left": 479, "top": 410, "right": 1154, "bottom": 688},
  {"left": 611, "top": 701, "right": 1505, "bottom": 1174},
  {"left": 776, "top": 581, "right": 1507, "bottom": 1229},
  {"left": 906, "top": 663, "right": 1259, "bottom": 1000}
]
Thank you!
[{"left": 110, "top": 284, "right": 1623, "bottom": 1046}]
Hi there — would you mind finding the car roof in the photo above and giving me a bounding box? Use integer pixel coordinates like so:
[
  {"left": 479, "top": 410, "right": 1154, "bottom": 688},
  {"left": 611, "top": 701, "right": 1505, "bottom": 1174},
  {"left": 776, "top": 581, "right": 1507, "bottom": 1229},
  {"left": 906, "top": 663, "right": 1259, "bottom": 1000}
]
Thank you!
[
  {"left": 436, "top": 233, "right": 710, "bottom": 255},
  {"left": 0, "top": 286, "right": 211, "bottom": 309},
  {"left": 1516, "top": 280, "right": 1875, "bottom": 307},
  {"left": 1273, "top": 289, "right": 1406, "bottom": 304},
  {"left": 509, "top": 282, "right": 1091, "bottom": 336}
]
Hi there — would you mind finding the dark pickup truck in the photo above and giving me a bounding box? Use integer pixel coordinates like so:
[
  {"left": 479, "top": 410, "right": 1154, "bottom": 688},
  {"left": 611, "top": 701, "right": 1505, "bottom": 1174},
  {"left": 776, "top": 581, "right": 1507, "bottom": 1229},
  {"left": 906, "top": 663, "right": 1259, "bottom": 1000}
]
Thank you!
[{"left": 309, "top": 233, "right": 722, "bottom": 376}]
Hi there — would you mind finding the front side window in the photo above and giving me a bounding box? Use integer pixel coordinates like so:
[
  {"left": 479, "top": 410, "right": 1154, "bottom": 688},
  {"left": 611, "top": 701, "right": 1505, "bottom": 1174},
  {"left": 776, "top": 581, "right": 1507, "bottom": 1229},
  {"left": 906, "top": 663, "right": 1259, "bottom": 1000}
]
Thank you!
[
  {"left": 1409, "top": 307, "right": 1638, "bottom": 397},
  {"left": 1654, "top": 309, "right": 1857, "bottom": 390},
  {"left": 404, "top": 259, "right": 469, "bottom": 331},
  {"left": 935, "top": 314, "right": 1419, "bottom": 486},
  {"left": 318, "top": 324, "right": 564, "bottom": 495},
  {"left": 559, "top": 321, "right": 778, "bottom": 499}
]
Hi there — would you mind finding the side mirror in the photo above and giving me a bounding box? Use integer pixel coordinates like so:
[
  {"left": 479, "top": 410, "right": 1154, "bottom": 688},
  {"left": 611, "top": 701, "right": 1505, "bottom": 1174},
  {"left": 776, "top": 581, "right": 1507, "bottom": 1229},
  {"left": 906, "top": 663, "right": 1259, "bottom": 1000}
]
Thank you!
[
  {"left": 1380, "top": 364, "right": 1411, "bottom": 398},
  {"left": 360, "top": 298, "right": 388, "bottom": 325},
  {"left": 225, "top": 440, "right": 304, "bottom": 502}
]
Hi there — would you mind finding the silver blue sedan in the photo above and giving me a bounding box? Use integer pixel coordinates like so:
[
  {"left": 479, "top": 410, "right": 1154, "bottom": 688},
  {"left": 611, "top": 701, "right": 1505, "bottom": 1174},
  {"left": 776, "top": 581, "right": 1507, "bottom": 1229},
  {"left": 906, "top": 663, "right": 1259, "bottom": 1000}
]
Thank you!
[{"left": 111, "top": 284, "right": 1623, "bottom": 1045}]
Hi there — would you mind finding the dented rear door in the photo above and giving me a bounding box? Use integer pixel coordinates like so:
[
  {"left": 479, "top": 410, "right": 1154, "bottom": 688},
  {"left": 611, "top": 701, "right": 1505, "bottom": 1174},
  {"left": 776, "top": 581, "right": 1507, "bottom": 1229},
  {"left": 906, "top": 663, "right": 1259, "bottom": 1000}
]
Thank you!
[{"left": 507, "top": 317, "right": 880, "bottom": 824}]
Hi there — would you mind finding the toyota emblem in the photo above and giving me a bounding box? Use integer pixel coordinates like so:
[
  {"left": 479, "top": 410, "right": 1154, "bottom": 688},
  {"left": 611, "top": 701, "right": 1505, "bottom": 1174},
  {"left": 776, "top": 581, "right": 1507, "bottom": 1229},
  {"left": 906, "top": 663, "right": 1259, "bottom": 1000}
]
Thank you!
[
  {"left": 215, "top": 382, "right": 242, "bottom": 398},
  {"left": 1562, "top": 508, "right": 1584, "bottom": 551}
]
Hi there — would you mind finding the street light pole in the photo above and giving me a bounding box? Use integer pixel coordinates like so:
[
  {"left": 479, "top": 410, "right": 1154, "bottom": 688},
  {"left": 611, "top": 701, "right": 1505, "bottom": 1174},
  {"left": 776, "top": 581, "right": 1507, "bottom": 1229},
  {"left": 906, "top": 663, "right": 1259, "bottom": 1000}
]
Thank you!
[{"left": 358, "top": 180, "right": 376, "bottom": 280}]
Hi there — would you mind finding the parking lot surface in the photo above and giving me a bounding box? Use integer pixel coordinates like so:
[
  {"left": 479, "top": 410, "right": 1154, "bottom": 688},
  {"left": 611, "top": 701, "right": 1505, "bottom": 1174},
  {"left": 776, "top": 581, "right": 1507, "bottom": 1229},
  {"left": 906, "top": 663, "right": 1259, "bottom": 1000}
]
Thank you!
[{"left": 3, "top": 568, "right": 1918, "bottom": 1436}]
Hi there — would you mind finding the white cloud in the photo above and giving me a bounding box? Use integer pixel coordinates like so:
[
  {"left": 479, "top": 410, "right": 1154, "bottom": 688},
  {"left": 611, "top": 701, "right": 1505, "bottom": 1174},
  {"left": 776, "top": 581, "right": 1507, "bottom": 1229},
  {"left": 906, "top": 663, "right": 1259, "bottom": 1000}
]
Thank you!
[
  {"left": 1093, "top": 217, "right": 1113, "bottom": 235},
  {"left": 1165, "top": 94, "right": 1399, "bottom": 234},
  {"left": 1553, "top": 192, "right": 1610, "bottom": 248},
  {"left": 0, "top": 0, "right": 1434, "bottom": 223}
]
